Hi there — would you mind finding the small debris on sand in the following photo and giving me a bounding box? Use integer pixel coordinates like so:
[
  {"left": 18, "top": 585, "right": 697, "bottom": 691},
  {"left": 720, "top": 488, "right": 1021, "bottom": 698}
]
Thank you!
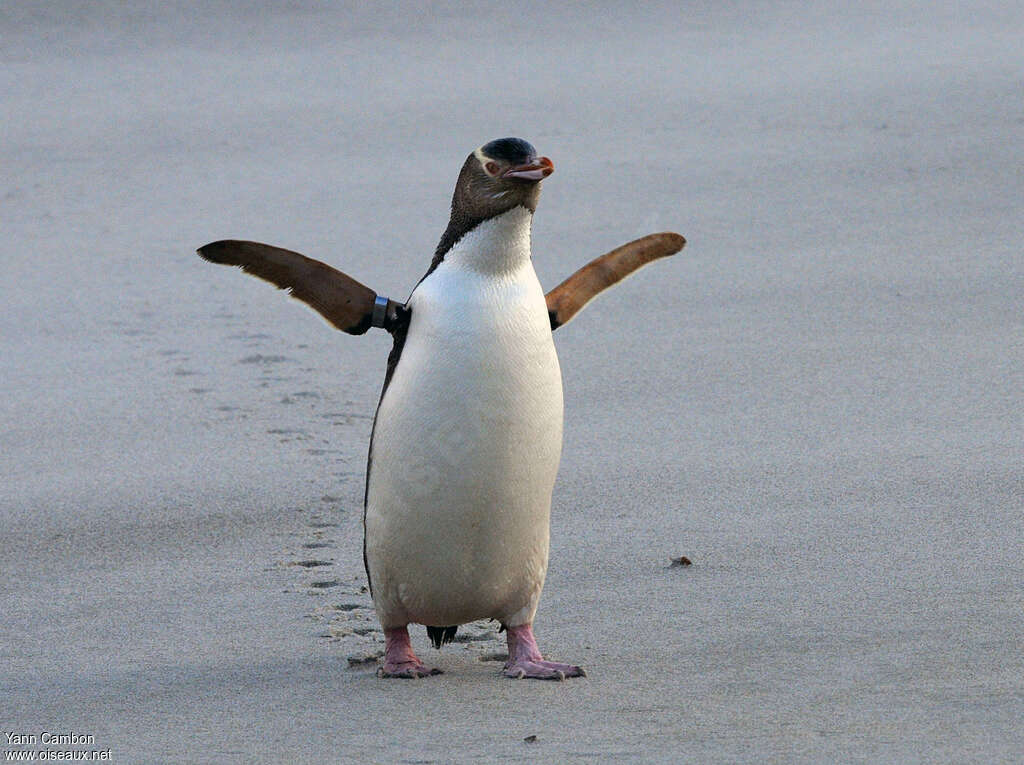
[
  {"left": 478, "top": 652, "right": 509, "bottom": 663},
  {"left": 347, "top": 651, "right": 383, "bottom": 667}
]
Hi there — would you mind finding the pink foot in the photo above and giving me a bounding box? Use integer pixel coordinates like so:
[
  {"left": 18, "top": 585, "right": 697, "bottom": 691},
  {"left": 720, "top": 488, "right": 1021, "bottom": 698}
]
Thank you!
[
  {"left": 503, "top": 623, "right": 585, "bottom": 681},
  {"left": 378, "top": 627, "right": 442, "bottom": 679}
]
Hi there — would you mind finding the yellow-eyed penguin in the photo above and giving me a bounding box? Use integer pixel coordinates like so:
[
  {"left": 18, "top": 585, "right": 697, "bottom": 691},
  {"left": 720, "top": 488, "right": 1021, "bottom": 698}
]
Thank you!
[{"left": 197, "top": 137, "right": 685, "bottom": 680}]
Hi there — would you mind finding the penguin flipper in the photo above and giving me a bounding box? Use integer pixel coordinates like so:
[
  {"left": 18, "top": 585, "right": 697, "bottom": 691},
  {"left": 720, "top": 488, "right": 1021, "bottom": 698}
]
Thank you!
[
  {"left": 197, "top": 240, "right": 400, "bottom": 335},
  {"left": 545, "top": 232, "right": 686, "bottom": 330}
]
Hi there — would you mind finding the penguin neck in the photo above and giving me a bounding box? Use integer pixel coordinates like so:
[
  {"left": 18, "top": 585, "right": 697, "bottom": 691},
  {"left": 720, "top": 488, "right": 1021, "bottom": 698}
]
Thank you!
[{"left": 441, "top": 205, "right": 534, "bottom": 277}]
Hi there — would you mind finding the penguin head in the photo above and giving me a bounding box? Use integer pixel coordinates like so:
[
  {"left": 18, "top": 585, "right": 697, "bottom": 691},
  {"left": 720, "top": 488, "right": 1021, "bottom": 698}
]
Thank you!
[
  {"left": 450, "top": 137, "right": 554, "bottom": 220},
  {"left": 432, "top": 138, "right": 554, "bottom": 260},
  {"left": 474, "top": 138, "right": 554, "bottom": 184}
]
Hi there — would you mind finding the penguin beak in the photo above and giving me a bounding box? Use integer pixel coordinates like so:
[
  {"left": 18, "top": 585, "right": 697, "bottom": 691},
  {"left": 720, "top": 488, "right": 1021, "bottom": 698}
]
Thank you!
[{"left": 503, "top": 156, "right": 554, "bottom": 182}]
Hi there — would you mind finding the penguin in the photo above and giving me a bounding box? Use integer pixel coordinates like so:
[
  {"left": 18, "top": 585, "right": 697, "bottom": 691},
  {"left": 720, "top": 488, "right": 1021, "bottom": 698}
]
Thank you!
[{"left": 198, "top": 137, "right": 685, "bottom": 680}]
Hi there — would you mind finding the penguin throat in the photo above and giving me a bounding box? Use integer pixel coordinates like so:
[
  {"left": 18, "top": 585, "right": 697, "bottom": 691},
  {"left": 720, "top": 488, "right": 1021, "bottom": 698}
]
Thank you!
[{"left": 443, "top": 205, "right": 534, "bottom": 276}]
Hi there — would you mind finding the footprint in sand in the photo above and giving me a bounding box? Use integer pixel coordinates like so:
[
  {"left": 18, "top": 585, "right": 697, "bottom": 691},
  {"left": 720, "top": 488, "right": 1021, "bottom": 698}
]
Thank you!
[
  {"left": 238, "top": 353, "right": 290, "bottom": 365},
  {"left": 289, "top": 560, "right": 333, "bottom": 568}
]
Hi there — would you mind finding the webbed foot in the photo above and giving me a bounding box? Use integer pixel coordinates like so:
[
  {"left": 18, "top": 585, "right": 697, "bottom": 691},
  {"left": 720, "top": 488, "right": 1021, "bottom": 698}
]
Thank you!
[
  {"left": 378, "top": 661, "right": 443, "bottom": 679},
  {"left": 503, "top": 623, "right": 585, "bottom": 681},
  {"left": 379, "top": 626, "right": 442, "bottom": 679}
]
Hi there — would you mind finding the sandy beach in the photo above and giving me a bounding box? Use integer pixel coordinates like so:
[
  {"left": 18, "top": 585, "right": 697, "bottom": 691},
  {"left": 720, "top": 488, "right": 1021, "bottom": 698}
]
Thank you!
[{"left": 2, "top": 2, "right": 1021, "bottom": 762}]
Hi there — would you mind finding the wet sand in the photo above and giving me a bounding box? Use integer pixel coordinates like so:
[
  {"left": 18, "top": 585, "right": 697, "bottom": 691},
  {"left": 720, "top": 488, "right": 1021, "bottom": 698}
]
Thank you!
[{"left": 2, "top": 2, "right": 1021, "bottom": 762}]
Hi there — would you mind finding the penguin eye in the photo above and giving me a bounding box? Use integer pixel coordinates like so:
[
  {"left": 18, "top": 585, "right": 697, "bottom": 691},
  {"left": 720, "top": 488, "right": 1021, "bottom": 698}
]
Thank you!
[{"left": 484, "top": 161, "right": 500, "bottom": 176}]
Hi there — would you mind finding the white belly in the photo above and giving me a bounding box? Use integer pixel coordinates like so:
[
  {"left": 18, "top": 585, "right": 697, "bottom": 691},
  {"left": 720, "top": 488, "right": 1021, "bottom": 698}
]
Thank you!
[{"left": 365, "top": 210, "right": 562, "bottom": 628}]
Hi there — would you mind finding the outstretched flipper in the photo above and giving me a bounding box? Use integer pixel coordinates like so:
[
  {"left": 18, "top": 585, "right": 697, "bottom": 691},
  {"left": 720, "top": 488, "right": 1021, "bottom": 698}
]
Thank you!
[
  {"left": 545, "top": 232, "right": 686, "bottom": 330},
  {"left": 197, "top": 240, "right": 403, "bottom": 334}
]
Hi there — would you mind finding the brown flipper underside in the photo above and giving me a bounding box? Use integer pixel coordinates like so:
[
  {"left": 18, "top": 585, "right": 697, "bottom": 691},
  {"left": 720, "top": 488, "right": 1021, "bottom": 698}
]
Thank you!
[
  {"left": 545, "top": 232, "right": 686, "bottom": 330},
  {"left": 197, "top": 240, "right": 401, "bottom": 334}
]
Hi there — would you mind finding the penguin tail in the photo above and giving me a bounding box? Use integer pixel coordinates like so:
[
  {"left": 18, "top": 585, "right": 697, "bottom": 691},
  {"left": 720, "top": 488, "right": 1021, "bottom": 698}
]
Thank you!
[{"left": 426, "top": 625, "right": 458, "bottom": 649}]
